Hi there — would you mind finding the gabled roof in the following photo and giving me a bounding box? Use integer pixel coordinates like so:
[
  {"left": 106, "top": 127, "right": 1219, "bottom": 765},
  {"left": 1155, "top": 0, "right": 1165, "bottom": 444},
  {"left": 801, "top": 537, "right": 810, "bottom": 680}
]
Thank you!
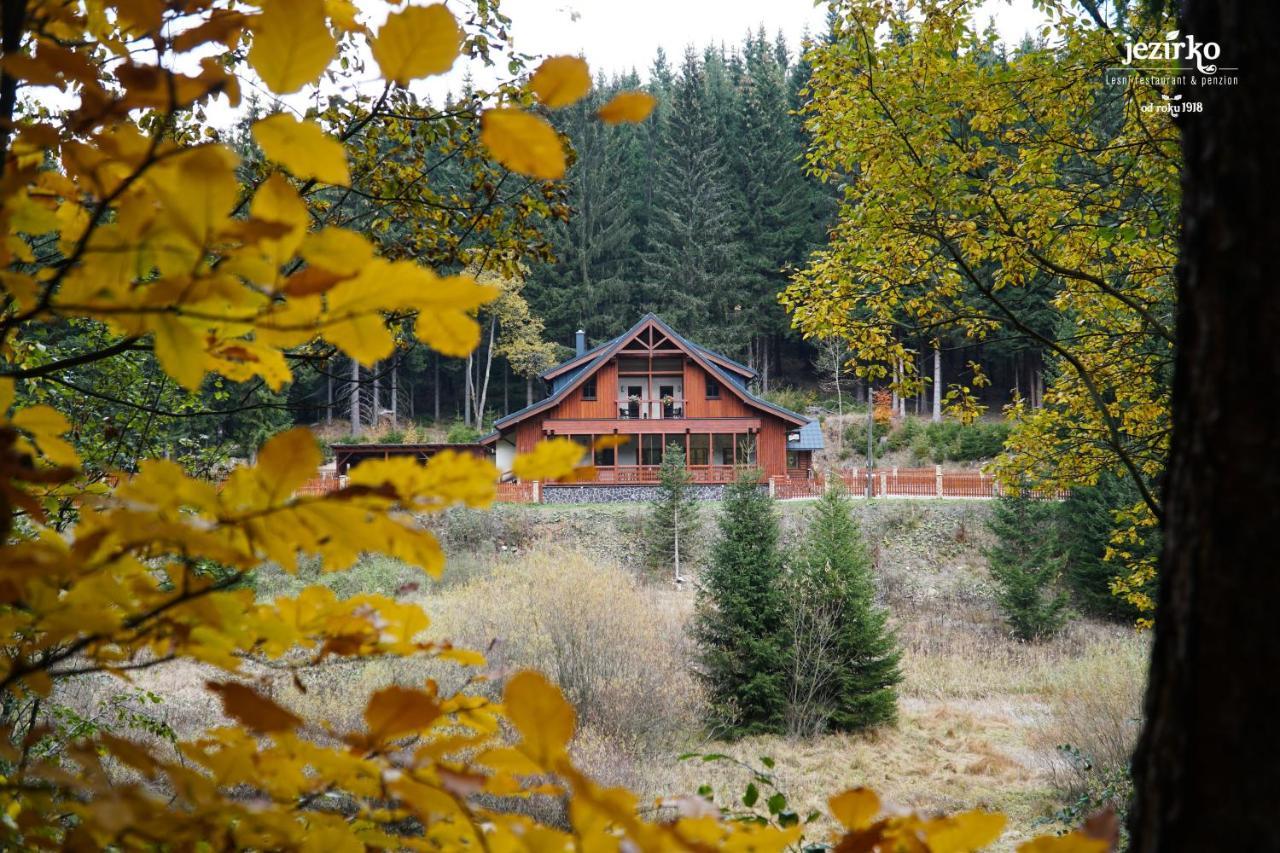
[
  {"left": 540, "top": 327, "right": 757, "bottom": 382},
  {"left": 788, "top": 420, "right": 825, "bottom": 451},
  {"left": 494, "top": 314, "right": 807, "bottom": 431}
]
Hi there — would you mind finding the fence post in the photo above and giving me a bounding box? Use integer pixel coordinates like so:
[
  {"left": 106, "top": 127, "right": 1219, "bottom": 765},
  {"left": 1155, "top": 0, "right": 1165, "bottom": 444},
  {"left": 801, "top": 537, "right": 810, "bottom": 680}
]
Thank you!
[
  {"left": 532, "top": 480, "right": 541, "bottom": 503},
  {"left": 768, "top": 477, "right": 776, "bottom": 498},
  {"left": 880, "top": 471, "right": 888, "bottom": 496},
  {"left": 936, "top": 465, "right": 943, "bottom": 497}
]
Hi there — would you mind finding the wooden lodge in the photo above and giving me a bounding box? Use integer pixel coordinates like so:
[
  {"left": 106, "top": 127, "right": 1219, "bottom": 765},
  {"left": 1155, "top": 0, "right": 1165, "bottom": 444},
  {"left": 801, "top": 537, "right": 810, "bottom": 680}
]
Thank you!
[{"left": 480, "top": 314, "right": 823, "bottom": 484}]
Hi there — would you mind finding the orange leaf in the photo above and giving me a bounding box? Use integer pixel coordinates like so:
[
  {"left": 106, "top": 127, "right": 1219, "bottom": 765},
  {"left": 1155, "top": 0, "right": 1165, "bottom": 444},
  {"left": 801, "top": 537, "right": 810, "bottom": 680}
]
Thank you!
[{"left": 207, "top": 681, "right": 302, "bottom": 733}]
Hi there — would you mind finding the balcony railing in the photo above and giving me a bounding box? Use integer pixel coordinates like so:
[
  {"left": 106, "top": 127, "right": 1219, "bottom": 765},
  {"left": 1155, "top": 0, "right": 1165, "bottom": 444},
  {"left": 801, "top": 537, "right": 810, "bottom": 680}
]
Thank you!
[
  {"left": 616, "top": 397, "right": 685, "bottom": 420},
  {"left": 589, "top": 465, "right": 749, "bottom": 484}
]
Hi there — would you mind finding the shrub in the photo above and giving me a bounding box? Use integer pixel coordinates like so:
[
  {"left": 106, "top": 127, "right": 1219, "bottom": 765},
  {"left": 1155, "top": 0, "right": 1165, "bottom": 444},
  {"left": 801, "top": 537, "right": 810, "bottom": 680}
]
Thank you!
[
  {"left": 1037, "top": 637, "right": 1146, "bottom": 832},
  {"left": 693, "top": 473, "right": 789, "bottom": 737},
  {"left": 985, "top": 491, "right": 1070, "bottom": 641},
  {"left": 430, "top": 549, "right": 702, "bottom": 749},
  {"left": 921, "top": 419, "right": 1011, "bottom": 463},
  {"left": 446, "top": 420, "right": 482, "bottom": 443},
  {"left": 785, "top": 488, "right": 901, "bottom": 735},
  {"left": 844, "top": 417, "right": 891, "bottom": 459},
  {"left": 761, "top": 386, "right": 819, "bottom": 414},
  {"left": 885, "top": 416, "right": 923, "bottom": 453},
  {"left": 643, "top": 445, "right": 701, "bottom": 579}
]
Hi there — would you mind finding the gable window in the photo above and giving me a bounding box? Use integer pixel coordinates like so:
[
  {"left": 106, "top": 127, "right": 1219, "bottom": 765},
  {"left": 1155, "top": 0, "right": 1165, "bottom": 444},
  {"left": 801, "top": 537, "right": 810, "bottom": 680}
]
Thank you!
[
  {"left": 582, "top": 377, "right": 597, "bottom": 400},
  {"left": 705, "top": 377, "right": 720, "bottom": 399}
]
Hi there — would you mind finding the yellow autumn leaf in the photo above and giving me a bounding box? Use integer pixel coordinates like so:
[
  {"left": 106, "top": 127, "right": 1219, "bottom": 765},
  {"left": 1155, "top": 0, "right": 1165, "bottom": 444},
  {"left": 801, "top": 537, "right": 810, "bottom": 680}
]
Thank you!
[
  {"left": 414, "top": 309, "right": 481, "bottom": 358},
  {"left": 363, "top": 685, "right": 442, "bottom": 743},
  {"left": 923, "top": 809, "right": 1008, "bottom": 852},
  {"left": 480, "top": 108, "right": 565, "bottom": 181},
  {"left": 370, "top": 3, "right": 462, "bottom": 85},
  {"left": 0, "top": 376, "right": 13, "bottom": 413},
  {"left": 325, "top": 312, "right": 396, "bottom": 365},
  {"left": 597, "top": 91, "right": 657, "bottom": 124},
  {"left": 829, "top": 788, "right": 880, "bottom": 830},
  {"left": 247, "top": 0, "right": 336, "bottom": 94},
  {"left": 150, "top": 314, "right": 208, "bottom": 391},
  {"left": 207, "top": 681, "right": 302, "bottom": 734},
  {"left": 529, "top": 56, "right": 591, "bottom": 108},
  {"left": 504, "top": 671, "right": 575, "bottom": 766},
  {"left": 11, "top": 405, "right": 80, "bottom": 468},
  {"left": 252, "top": 114, "right": 350, "bottom": 185},
  {"left": 1017, "top": 831, "right": 1110, "bottom": 853},
  {"left": 300, "top": 227, "right": 374, "bottom": 276},
  {"left": 144, "top": 145, "right": 239, "bottom": 251},
  {"left": 253, "top": 427, "right": 322, "bottom": 503},
  {"left": 249, "top": 172, "right": 309, "bottom": 271},
  {"left": 512, "top": 438, "right": 588, "bottom": 483}
]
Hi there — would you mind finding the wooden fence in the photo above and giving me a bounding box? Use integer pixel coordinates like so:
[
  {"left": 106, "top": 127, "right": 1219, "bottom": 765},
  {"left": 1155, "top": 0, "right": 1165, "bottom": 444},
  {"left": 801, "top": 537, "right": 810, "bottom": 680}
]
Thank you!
[{"left": 495, "top": 481, "right": 537, "bottom": 503}]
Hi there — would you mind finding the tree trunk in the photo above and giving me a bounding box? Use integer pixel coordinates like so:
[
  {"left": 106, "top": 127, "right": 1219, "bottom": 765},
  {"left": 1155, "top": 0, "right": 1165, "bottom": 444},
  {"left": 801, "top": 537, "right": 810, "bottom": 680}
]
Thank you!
[
  {"left": 473, "top": 315, "right": 497, "bottom": 427},
  {"left": 1129, "top": 3, "right": 1280, "bottom": 847},
  {"left": 463, "top": 353, "right": 473, "bottom": 428},
  {"left": 526, "top": 376, "right": 533, "bottom": 407},
  {"left": 349, "top": 358, "right": 360, "bottom": 435},
  {"left": 326, "top": 373, "right": 333, "bottom": 425},
  {"left": 933, "top": 346, "right": 942, "bottom": 422},
  {"left": 433, "top": 353, "right": 440, "bottom": 423},
  {"left": 390, "top": 362, "right": 398, "bottom": 428}
]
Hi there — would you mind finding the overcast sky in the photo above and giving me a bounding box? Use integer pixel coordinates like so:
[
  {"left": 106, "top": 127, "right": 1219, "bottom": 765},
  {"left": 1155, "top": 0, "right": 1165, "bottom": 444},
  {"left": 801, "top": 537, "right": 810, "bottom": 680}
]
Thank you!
[{"left": 489, "top": 0, "right": 1046, "bottom": 81}]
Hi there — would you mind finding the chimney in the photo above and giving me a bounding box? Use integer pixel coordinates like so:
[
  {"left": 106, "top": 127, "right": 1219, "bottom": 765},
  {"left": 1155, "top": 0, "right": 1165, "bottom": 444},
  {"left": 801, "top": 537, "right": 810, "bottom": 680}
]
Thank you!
[{"left": 575, "top": 329, "right": 586, "bottom": 356}]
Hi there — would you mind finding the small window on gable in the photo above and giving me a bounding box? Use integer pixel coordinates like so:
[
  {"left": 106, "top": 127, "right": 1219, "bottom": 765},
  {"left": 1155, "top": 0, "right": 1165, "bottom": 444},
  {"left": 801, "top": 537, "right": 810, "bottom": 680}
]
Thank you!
[
  {"left": 582, "top": 377, "right": 597, "bottom": 400},
  {"left": 705, "top": 376, "right": 720, "bottom": 399}
]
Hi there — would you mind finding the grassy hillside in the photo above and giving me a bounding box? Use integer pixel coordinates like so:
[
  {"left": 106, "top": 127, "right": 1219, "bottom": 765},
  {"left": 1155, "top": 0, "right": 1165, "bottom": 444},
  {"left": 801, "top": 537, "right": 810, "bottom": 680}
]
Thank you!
[{"left": 61, "top": 500, "right": 1145, "bottom": 849}]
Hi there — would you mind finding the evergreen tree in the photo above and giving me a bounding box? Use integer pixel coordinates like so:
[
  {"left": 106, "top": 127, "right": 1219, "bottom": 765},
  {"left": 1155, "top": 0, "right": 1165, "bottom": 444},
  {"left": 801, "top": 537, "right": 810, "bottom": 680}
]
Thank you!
[
  {"left": 1059, "top": 473, "right": 1160, "bottom": 621},
  {"left": 525, "top": 80, "right": 641, "bottom": 343},
  {"left": 641, "top": 47, "right": 741, "bottom": 342},
  {"left": 787, "top": 487, "right": 901, "bottom": 734},
  {"left": 693, "top": 473, "right": 788, "bottom": 737},
  {"left": 643, "top": 444, "right": 701, "bottom": 580},
  {"left": 985, "top": 490, "right": 1071, "bottom": 641}
]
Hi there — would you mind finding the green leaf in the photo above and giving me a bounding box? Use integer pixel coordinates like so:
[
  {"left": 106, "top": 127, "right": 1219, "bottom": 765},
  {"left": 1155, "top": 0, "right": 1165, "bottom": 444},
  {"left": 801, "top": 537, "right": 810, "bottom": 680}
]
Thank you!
[
  {"left": 743, "top": 783, "right": 759, "bottom": 807},
  {"left": 766, "top": 792, "right": 786, "bottom": 815}
]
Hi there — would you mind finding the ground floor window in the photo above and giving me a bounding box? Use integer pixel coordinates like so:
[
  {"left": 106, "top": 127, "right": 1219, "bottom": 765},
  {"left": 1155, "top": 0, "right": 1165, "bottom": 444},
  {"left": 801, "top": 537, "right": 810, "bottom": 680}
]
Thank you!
[
  {"left": 712, "top": 434, "right": 735, "bottom": 466},
  {"left": 641, "top": 434, "right": 665, "bottom": 465},
  {"left": 688, "top": 433, "right": 710, "bottom": 465}
]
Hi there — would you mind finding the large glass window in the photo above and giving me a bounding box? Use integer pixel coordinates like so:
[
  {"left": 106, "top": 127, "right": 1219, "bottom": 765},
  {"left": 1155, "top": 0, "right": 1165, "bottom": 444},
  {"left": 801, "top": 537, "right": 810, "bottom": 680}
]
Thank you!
[
  {"left": 712, "top": 434, "right": 735, "bottom": 466},
  {"left": 570, "top": 435, "right": 592, "bottom": 465},
  {"left": 641, "top": 434, "right": 665, "bottom": 466},
  {"left": 738, "top": 433, "right": 758, "bottom": 465},
  {"left": 688, "top": 434, "right": 710, "bottom": 466},
  {"left": 614, "top": 434, "right": 637, "bottom": 466},
  {"left": 594, "top": 438, "right": 615, "bottom": 466}
]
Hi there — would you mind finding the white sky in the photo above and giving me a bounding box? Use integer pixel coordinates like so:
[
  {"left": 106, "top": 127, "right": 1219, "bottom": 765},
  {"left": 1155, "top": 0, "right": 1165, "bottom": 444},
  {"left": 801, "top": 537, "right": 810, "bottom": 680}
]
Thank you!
[
  {"left": 31, "top": 0, "right": 1048, "bottom": 128},
  {"left": 487, "top": 0, "right": 1046, "bottom": 80}
]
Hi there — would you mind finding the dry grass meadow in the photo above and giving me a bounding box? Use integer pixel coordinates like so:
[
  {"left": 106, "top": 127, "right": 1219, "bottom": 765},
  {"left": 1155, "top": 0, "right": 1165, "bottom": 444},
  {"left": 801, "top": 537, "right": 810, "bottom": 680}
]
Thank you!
[{"left": 53, "top": 499, "right": 1147, "bottom": 850}]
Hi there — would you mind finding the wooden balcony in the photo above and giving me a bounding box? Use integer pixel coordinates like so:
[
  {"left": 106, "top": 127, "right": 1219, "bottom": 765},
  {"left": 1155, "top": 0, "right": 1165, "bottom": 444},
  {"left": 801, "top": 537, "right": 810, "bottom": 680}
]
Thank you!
[
  {"left": 544, "top": 416, "right": 761, "bottom": 435},
  {"left": 614, "top": 396, "right": 686, "bottom": 420}
]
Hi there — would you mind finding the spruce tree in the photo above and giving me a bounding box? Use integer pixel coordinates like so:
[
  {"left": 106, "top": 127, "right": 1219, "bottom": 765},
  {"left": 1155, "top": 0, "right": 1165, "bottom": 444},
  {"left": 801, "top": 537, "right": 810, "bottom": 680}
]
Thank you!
[
  {"left": 644, "top": 444, "right": 701, "bottom": 580},
  {"left": 641, "top": 47, "right": 740, "bottom": 342},
  {"left": 788, "top": 487, "right": 901, "bottom": 734},
  {"left": 693, "top": 473, "right": 788, "bottom": 737},
  {"left": 985, "top": 490, "right": 1071, "bottom": 641},
  {"left": 1059, "top": 473, "right": 1160, "bottom": 621}
]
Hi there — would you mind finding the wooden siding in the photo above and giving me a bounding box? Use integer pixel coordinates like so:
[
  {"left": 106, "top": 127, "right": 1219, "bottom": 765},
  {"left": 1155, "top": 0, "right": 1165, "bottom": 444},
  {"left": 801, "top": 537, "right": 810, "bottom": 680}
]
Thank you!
[
  {"left": 682, "top": 361, "right": 753, "bottom": 418},
  {"left": 544, "top": 417, "right": 762, "bottom": 435}
]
